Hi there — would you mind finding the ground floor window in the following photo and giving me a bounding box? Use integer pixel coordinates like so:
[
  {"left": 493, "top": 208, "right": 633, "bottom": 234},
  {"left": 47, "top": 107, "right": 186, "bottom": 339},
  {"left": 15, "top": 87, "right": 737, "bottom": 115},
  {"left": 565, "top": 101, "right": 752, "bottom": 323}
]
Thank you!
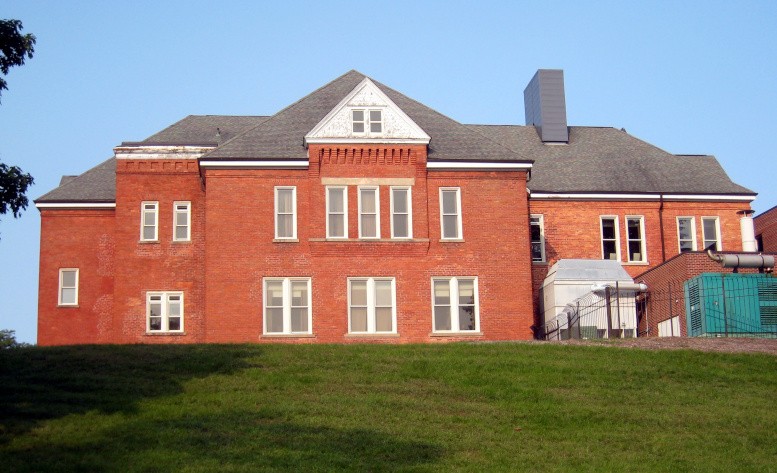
[
  {"left": 432, "top": 277, "right": 479, "bottom": 332},
  {"left": 264, "top": 278, "right": 312, "bottom": 335},
  {"left": 147, "top": 292, "right": 183, "bottom": 333},
  {"left": 348, "top": 278, "right": 396, "bottom": 334}
]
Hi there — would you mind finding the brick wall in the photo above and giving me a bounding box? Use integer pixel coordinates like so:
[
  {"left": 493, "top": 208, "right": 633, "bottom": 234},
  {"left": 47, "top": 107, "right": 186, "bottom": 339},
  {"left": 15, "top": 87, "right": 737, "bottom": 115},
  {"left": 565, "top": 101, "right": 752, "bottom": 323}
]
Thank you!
[{"left": 755, "top": 205, "right": 777, "bottom": 253}]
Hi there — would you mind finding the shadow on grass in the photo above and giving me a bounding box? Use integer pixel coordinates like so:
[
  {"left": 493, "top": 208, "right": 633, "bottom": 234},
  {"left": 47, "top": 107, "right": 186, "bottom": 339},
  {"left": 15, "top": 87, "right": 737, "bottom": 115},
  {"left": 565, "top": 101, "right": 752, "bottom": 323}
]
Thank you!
[
  {"left": 0, "top": 344, "right": 255, "bottom": 442},
  {"left": 5, "top": 410, "right": 443, "bottom": 472}
]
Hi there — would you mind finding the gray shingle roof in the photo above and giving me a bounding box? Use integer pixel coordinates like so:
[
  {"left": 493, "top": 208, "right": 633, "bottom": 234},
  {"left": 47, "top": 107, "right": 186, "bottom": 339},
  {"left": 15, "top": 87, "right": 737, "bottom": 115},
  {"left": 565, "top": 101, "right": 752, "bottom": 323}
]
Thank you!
[
  {"left": 37, "top": 70, "right": 754, "bottom": 203},
  {"left": 468, "top": 125, "right": 754, "bottom": 195}
]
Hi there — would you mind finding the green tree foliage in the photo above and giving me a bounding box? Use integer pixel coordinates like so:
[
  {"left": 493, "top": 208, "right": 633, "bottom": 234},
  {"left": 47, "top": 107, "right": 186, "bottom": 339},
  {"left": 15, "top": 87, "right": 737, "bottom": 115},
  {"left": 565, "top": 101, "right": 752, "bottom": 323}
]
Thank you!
[
  {"left": 0, "top": 19, "right": 36, "bottom": 230},
  {"left": 0, "top": 329, "right": 29, "bottom": 348}
]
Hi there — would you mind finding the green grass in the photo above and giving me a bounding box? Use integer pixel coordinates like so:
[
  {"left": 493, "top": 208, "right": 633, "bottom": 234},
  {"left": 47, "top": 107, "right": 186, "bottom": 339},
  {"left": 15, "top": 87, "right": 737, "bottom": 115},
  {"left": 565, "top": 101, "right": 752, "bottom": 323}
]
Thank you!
[{"left": 1, "top": 343, "right": 776, "bottom": 472}]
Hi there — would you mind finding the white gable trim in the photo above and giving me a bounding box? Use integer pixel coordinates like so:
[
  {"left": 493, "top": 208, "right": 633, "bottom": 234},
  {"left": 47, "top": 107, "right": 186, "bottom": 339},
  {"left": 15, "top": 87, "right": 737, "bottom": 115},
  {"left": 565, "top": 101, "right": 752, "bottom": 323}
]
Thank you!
[{"left": 305, "top": 78, "right": 430, "bottom": 145}]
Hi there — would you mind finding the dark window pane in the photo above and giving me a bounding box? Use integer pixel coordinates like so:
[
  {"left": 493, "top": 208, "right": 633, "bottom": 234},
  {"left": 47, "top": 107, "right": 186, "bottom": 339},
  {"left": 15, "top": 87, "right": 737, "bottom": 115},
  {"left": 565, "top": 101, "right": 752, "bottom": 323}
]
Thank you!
[
  {"left": 434, "top": 306, "right": 451, "bottom": 331},
  {"left": 458, "top": 306, "right": 476, "bottom": 331}
]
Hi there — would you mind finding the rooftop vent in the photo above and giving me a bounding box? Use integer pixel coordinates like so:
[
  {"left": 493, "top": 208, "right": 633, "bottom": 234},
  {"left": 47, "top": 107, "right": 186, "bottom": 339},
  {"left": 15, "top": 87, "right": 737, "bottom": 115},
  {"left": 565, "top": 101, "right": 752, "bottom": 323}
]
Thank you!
[{"left": 524, "top": 69, "right": 568, "bottom": 143}]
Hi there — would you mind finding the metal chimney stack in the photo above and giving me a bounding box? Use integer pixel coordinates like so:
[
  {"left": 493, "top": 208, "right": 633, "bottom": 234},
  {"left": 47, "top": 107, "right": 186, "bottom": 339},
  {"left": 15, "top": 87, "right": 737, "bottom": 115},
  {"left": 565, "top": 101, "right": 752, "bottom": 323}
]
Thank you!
[{"left": 524, "top": 69, "right": 569, "bottom": 143}]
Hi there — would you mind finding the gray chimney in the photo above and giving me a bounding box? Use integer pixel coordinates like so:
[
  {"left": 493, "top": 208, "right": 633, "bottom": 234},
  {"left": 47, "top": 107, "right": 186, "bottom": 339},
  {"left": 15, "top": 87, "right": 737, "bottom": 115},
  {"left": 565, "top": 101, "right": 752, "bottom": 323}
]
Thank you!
[{"left": 524, "top": 69, "right": 568, "bottom": 143}]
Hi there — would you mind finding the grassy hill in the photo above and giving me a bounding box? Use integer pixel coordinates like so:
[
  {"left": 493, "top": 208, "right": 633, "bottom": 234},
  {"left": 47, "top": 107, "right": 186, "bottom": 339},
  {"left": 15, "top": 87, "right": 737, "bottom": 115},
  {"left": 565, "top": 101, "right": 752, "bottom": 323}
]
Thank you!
[{"left": 1, "top": 343, "right": 775, "bottom": 472}]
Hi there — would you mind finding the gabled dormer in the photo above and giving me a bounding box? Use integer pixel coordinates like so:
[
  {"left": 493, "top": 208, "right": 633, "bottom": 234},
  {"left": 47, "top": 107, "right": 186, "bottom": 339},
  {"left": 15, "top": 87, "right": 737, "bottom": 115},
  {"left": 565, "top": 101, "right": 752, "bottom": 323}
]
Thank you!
[{"left": 305, "top": 78, "right": 431, "bottom": 145}]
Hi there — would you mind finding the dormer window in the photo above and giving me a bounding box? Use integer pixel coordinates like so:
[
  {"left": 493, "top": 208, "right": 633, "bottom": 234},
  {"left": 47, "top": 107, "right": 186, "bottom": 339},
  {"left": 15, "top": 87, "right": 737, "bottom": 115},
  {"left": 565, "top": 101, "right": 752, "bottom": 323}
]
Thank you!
[{"left": 352, "top": 109, "right": 382, "bottom": 135}]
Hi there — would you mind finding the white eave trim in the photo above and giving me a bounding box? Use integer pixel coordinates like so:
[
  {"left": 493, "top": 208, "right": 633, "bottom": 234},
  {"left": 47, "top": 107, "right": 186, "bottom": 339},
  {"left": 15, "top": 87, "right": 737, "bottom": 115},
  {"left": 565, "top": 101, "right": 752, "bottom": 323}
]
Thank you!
[
  {"left": 114, "top": 145, "right": 215, "bottom": 160},
  {"left": 530, "top": 192, "right": 756, "bottom": 202},
  {"left": 199, "top": 160, "right": 309, "bottom": 169},
  {"left": 427, "top": 161, "right": 532, "bottom": 171},
  {"left": 36, "top": 202, "right": 116, "bottom": 209},
  {"left": 305, "top": 138, "right": 430, "bottom": 145}
]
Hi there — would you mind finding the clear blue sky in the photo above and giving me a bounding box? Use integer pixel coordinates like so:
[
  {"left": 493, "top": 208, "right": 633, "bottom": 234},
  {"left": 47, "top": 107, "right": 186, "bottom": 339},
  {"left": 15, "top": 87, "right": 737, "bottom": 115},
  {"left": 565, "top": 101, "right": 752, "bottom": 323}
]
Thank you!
[{"left": 1, "top": 1, "right": 775, "bottom": 343}]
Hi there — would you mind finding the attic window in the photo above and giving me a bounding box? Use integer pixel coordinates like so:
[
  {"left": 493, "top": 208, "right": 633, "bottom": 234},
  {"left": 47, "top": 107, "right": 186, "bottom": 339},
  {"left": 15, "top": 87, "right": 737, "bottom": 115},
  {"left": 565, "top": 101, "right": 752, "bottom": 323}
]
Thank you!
[{"left": 352, "top": 109, "right": 382, "bottom": 135}]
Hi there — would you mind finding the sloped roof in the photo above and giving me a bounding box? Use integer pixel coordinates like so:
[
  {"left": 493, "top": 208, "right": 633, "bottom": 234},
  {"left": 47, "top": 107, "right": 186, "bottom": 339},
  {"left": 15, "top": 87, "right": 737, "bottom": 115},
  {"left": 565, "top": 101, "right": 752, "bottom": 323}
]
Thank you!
[
  {"left": 545, "top": 259, "right": 634, "bottom": 282},
  {"left": 468, "top": 125, "right": 754, "bottom": 195},
  {"left": 36, "top": 158, "right": 116, "bottom": 203},
  {"left": 135, "top": 115, "right": 270, "bottom": 145}
]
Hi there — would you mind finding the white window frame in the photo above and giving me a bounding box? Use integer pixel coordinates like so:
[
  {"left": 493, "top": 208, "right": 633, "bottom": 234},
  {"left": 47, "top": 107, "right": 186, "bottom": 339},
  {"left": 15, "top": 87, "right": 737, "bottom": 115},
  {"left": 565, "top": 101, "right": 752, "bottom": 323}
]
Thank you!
[
  {"left": 274, "top": 187, "right": 297, "bottom": 240},
  {"left": 358, "top": 186, "right": 380, "bottom": 239},
  {"left": 173, "top": 201, "right": 191, "bottom": 242},
  {"left": 58, "top": 268, "right": 79, "bottom": 306},
  {"left": 263, "top": 277, "right": 312, "bottom": 335},
  {"left": 140, "top": 201, "right": 159, "bottom": 241},
  {"left": 677, "top": 216, "right": 697, "bottom": 252},
  {"left": 701, "top": 216, "right": 722, "bottom": 251},
  {"left": 625, "top": 216, "right": 646, "bottom": 263},
  {"left": 431, "top": 277, "right": 480, "bottom": 333},
  {"left": 439, "top": 187, "right": 463, "bottom": 240},
  {"left": 390, "top": 186, "right": 413, "bottom": 239},
  {"left": 347, "top": 277, "right": 397, "bottom": 334},
  {"left": 658, "top": 316, "right": 681, "bottom": 337},
  {"left": 326, "top": 186, "right": 348, "bottom": 239},
  {"left": 146, "top": 291, "right": 184, "bottom": 333},
  {"left": 530, "top": 214, "right": 546, "bottom": 263},
  {"left": 600, "top": 216, "right": 621, "bottom": 261},
  {"left": 352, "top": 108, "right": 383, "bottom": 135}
]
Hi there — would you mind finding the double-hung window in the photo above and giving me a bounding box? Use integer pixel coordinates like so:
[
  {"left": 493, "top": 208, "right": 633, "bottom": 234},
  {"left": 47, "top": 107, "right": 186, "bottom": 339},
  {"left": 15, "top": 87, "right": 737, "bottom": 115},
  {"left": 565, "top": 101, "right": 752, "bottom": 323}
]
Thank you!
[
  {"left": 390, "top": 187, "right": 412, "bottom": 239},
  {"left": 600, "top": 216, "right": 620, "bottom": 260},
  {"left": 530, "top": 215, "right": 545, "bottom": 262},
  {"left": 348, "top": 278, "right": 396, "bottom": 334},
  {"left": 58, "top": 269, "right": 79, "bottom": 306},
  {"left": 352, "top": 109, "right": 382, "bottom": 135},
  {"left": 147, "top": 292, "right": 183, "bottom": 333},
  {"left": 625, "top": 216, "right": 646, "bottom": 263},
  {"left": 275, "top": 187, "right": 297, "bottom": 240},
  {"left": 701, "top": 217, "right": 721, "bottom": 251},
  {"left": 264, "top": 278, "right": 312, "bottom": 335},
  {"left": 173, "top": 201, "right": 191, "bottom": 242},
  {"left": 141, "top": 202, "right": 158, "bottom": 241},
  {"left": 358, "top": 187, "right": 380, "bottom": 239},
  {"left": 432, "top": 277, "right": 479, "bottom": 333},
  {"left": 677, "top": 217, "right": 696, "bottom": 252},
  {"left": 440, "top": 188, "right": 462, "bottom": 240},
  {"left": 326, "top": 186, "right": 348, "bottom": 239}
]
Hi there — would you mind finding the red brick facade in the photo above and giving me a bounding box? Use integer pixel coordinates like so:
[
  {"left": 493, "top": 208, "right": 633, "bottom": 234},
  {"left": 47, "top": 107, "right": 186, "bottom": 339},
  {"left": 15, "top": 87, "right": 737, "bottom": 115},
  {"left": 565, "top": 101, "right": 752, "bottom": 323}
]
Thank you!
[{"left": 755, "top": 205, "right": 777, "bottom": 253}]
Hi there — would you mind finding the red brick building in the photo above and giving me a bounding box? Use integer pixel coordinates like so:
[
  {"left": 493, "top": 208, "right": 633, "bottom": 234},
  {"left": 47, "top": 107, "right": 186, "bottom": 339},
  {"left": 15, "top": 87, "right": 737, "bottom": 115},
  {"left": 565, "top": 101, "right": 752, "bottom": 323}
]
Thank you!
[
  {"left": 35, "top": 70, "right": 756, "bottom": 345},
  {"left": 755, "top": 205, "right": 777, "bottom": 253}
]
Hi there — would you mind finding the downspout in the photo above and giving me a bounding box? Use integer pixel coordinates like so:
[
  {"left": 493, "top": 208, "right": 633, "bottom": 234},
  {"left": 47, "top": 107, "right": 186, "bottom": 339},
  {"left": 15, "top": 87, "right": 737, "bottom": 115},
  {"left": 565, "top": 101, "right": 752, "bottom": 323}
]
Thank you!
[{"left": 658, "top": 194, "right": 666, "bottom": 263}]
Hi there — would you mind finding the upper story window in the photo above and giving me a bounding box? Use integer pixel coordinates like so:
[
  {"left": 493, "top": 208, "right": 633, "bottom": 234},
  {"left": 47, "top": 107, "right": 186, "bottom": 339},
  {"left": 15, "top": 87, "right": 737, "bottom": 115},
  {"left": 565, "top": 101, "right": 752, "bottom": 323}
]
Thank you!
[
  {"left": 348, "top": 277, "right": 396, "bottom": 334},
  {"left": 390, "top": 187, "right": 412, "bottom": 239},
  {"left": 352, "top": 109, "right": 382, "bottom": 135},
  {"left": 264, "top": 278, "right": 312, "bottom": 335},
  {"left": 275, "top": 187, "right": 297, "bottom": 240},
  {"left": 141, "top": 202, "right": 158, "bottom": 241},
  {"left": 358, "top": 187, "right": 380, "bottom": 239},
  {"left": 677, "top": 217, "right": 696, "bottom": 252},
  {"left": 600, "top": 216, "right": 620, "bottom": 260},
  {"left": 440, "top": 188, "right": 463, "bottom": 240},
  {"left": 173, "top": 202, "right": 191, "bottom": 242},
  {"left": 530, "top": 215, "right": 545, "bottom": 262},
  {"left": 701, "top": 217, "right": 721, "bottom": 251},
  {"left": 147, "top": 292, "right": 183, "bottom": 333},
  {"left": 58, "top": 268, "right": 79, "bottom": 306},
  {"left": 326, "top": 186, "right": 348, "bottom": 239},
  {"left": 625, "top": 216, "right": 646, "bottom": 263}
]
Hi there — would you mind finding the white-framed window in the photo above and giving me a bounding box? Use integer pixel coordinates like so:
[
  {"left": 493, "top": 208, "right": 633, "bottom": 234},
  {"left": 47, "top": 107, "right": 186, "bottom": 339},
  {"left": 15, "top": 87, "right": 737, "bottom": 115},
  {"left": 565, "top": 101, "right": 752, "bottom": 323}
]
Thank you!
[
  {"left": 352, "top": 109, "right": 382, "bottom": 134},
  {"left": 147, "top": 292, "right": 183, "bottom": 333},
  {"left": 625, "top": 216, "right": 646, "bottom": 263},
  {"left": 530, "top": 215, "right": 545, "bottom": 262},
  {"left": 326, "top": 186, "right": 348, "bottom": 239},
  {"left": 140, "top": 201, "right": 158, "bottom": 241},
  {"left": 600, "top": 216, "right": 620, "bottom": 260},
  {"left": 432, "top": 277, "right": 479, "bottom": 333},
  {"left": 58, "top": 268, "right": 79, "bottom": 306},
  {"left": 348, "top": 277, "right": 396, "bottom": 334},
  {"left": 263, "top": 278, "right": 312, "bottom": 335},
  {"left": 358, "top": 186, "right": 380, "bottom": 239},
  {"left": 173, "top": 201, "right": 191, "bottom": 242},
  {"left": 701, "top": 216, "right": 722, "bottom": 251},
  {"left": 439, "top": 187, "right": 463, "bottom": 240},
  {"left": 390, "top": 187, "right": 412, "bottom": 239},
  {"left": 677, "top": 217, "right": 697, "bottom": 252},
  {"left": 275, "top": 187, "right": 297, "bottom": 240}
]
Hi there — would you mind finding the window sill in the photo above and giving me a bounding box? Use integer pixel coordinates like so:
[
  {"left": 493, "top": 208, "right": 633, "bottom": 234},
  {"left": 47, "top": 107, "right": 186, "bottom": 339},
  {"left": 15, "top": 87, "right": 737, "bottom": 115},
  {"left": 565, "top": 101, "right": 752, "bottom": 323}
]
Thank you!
[
  {"left": 138, "top": 240, "right": 159, "bottom": 244},
  {"left": 172, "top": 240, "right": 192, "bottom": 244},
  {"left": 532, "top": 261, "right": 548, "bottom": 265},
  {"left": 145, "top": 332, "right": 186, "bottom": 336},
  {"left": 262, "top": 333, "right": 315, "bottom": 338},
  {"left": 429, "top": 331, "right": 483, "bottom": 337},
  {"left": 439, "top": 239, "right": 465, "bottom": 243},
  {"left": 345, "top": 333, "right": 400, "bottom": 338},
  {"left": 309, "top": 238, "right": 430, "bottom": 243},
  {"left": 273, "top": 238, "right": 299, "bottom": 243},
  {"left": 623, "top": 261, "right": 649, "bottom": 266},
  {"left": 57, "top": 304, "right": 79, "bottom": 308}
]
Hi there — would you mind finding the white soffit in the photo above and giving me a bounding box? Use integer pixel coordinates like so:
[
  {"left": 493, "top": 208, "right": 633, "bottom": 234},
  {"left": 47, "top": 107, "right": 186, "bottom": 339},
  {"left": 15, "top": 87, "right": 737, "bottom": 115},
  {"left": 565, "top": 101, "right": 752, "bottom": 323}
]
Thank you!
[{"left": 305, "top": 78, "right": 431, "bottom": 145}]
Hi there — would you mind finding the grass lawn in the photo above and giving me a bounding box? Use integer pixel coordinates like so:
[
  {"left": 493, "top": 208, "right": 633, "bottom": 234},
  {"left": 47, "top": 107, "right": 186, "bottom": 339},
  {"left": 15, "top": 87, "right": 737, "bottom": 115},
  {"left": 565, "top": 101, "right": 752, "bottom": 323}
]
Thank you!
[{"left": 1, "top": 343, "right": 776, "bottom": 472}]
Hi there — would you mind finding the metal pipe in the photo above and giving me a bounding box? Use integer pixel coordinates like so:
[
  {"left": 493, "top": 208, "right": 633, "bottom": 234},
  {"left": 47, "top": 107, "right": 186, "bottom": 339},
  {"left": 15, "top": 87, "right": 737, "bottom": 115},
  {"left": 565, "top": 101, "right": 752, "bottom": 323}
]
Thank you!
[{"left": 707, "top": 250, "right": 775, "bottom": 269}]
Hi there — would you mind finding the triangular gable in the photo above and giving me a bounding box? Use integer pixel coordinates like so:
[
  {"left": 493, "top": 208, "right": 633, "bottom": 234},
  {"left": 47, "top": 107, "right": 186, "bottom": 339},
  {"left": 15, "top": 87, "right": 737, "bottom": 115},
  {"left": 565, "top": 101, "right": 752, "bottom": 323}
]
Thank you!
[{"left": 305, "top": 78, "right": 430, "bottom": 145}]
